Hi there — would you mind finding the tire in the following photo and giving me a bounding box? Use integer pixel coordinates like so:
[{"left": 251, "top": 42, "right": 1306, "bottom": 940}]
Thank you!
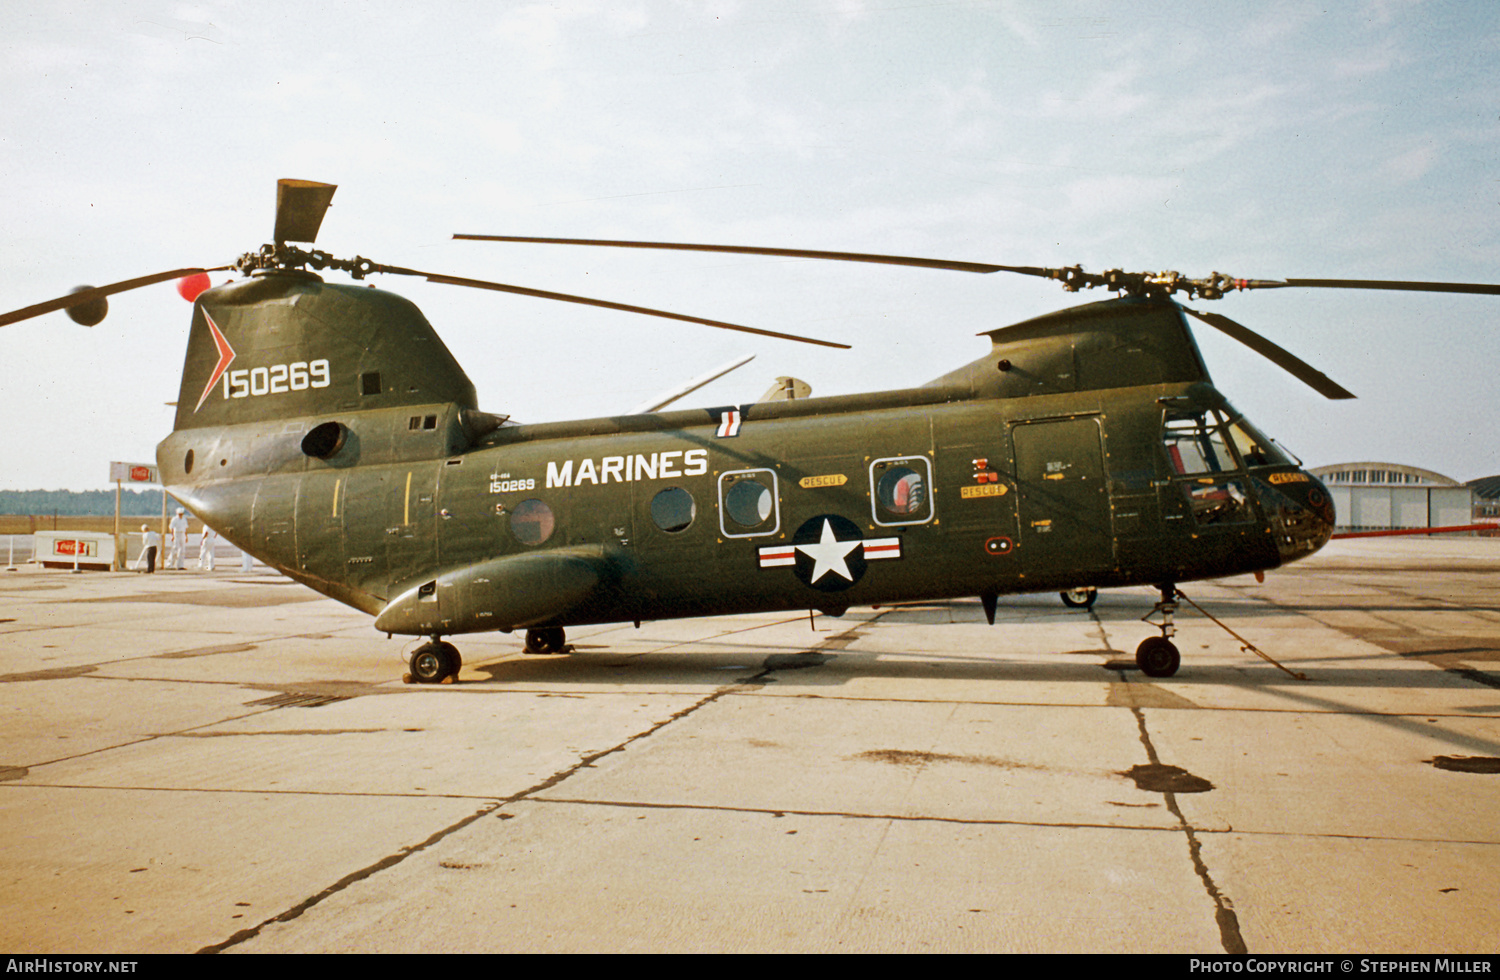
[
  {"left": 1136, "top": 636, "right": 1181, "bottom": 678},
  {"left": 524, "top": 627, "right": 566, "bottom": 654},
  {"left": 437, "top": 641, "right": 461, "bottom": 676},
  {"left": 410, "top": 642, "right": 458, "bottom": 683},
  {"left": 1060, "top": 587, "right": 1098, "bottom": 609}
]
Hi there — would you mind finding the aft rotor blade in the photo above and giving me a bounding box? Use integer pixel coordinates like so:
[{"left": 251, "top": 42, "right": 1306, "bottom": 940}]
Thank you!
[
  {"left": 0, "top": 266, "right": 234, "bottom": 329},
  {"left": 1256, "top": 277, "right": 1500, "bottom": 295},
  {"left": 380, "top": 264, "right": 851, "bottom": 349},
  {"left": 1181, "top": 306, "right": 1356, "bottom": 400},
  {"left": 454, "top": 234, "right": 1029, "bottom": 276},
  {"left": 273, "top": 179, "right": 338, "bottom": 244}
]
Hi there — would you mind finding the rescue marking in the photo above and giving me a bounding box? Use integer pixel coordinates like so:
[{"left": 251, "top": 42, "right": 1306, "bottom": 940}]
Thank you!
[
  {"left": 799, "top": 474, "right": 848, "bottom": 489},
  {"left": 961, "top": 484, "right": 1008, "bottom": 499}
]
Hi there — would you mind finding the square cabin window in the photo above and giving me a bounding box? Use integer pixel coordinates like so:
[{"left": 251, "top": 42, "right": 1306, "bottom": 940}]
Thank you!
[{"left": 718, "top": 469, "right": 780, "bottom": 538}]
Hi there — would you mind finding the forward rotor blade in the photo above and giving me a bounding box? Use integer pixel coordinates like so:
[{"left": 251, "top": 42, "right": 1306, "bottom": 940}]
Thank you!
[
  {"left": 454, "top": 234, "right": 1025, "bottom": 276},
  {"left": 1181, "top": 306, "right": 1356, "bottom": 400},
  {"left": 0, "top": 266, "right": 234, "bottom": 329},
  {"left": 380, "top": 264, "right": 851, "bottom": 349},
  {"left": 629, "top": 354, "right": 756, "bottom": 414},
  {"left": 1258, "top": 277, "right": 1500, "bottom": 295},
  {"left": 273, "top": 179, "right": 338, "bottom": 244}
]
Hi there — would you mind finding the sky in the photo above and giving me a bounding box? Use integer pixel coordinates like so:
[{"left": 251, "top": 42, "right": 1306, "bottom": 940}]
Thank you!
[{"left": 1, "top": 0, "right": 1497, "bottom": 491}]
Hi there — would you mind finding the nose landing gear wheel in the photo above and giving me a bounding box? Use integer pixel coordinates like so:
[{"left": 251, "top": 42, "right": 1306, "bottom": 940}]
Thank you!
[
  {"left": 1061, "top": 587, "right": 1098, "bottom": 609},
  {"left": 409, "top": 640, "right": 461, "bottom": 683},
  {"left": 1135, "top": 636, "right": 1180, "bottom": 678},
  {"left": 524, "top": 626, "right": 567, "bottom": 654}
]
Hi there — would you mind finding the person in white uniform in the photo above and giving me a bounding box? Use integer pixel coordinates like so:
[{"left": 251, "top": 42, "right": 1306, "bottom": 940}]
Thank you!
[
  {"left": 166, "top": 508, "right": 189, "bottom": 570},
  {"left": 197, "top": 527, "right": 217, "bottom": 571},
  {"left": 135, "top": 525, "right": 160, "bottom": 573}
]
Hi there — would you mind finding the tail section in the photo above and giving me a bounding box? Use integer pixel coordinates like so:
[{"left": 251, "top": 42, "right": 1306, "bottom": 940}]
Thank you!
[
  {"left": 157, "top": 269, "right": 487, "bottom": 610},
  {"left": 173, "top": 270, "right": 477, "bottom": 432}
]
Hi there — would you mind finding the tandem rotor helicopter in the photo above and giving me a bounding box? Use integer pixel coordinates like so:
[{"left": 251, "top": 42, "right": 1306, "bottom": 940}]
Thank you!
[{"left": 5, "top": 179, "right": 1497, "bottom": 682}]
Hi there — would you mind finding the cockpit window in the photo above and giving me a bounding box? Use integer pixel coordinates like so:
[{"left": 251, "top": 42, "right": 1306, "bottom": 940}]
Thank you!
[
  {"left": 1226, "top": 418, "right": 1292, "bottom": 468},
  {"left": 1161, "top": 405, "right": 1283, "bottom": 526},
  {"left": 1163, "top": 411, "right": 1235, "bottom": 475}
]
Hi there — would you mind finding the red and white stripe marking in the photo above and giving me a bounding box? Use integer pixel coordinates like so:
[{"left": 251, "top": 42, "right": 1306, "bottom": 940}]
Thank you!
[
  {"left": 757, "top": 545, "right": 797, "bottom": 568},
  {"left": 716, "top": 409, "right": 743, "bottom": 438}
]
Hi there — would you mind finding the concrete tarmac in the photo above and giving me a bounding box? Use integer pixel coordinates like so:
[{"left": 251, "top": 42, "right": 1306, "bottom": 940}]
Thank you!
[{"left": 1, "top": 538, "right": 1496, "bottom": 954}]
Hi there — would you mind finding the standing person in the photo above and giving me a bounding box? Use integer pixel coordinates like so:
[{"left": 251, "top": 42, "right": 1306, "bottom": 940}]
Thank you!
[
  {"left": 197, "top": 527, "right": 217, "bottom": 571},
  {"left": 136, "top": 525, "right": 159, "bottom": 573},
  {"left": 166, "top": 508, "right": 189, "bottom": 570}
]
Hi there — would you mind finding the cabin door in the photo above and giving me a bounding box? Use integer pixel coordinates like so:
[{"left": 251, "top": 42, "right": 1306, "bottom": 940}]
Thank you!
[{"left": 1011, "top": 417, "right": 1113, "bottom": 573}]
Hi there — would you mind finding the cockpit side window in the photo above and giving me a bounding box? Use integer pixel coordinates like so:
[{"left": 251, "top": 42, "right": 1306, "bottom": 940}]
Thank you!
[
  {"left": 1163, "top": 410, "right": 1235, "bottom": 475},
  {"left": 1226, "top": 419, "right": 1292, "bottom": 468},
  {"left": 1162, "top": 407, "right": 1264, "bottom": 526}
]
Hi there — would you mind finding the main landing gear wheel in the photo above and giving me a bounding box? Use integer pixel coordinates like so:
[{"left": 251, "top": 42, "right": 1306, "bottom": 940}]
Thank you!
[
  {"left": 409, "top": 640, "right": 461, "bottom": 684},
  {"left": 1060, "top": 587, "right": 1098, "bottom": 609},
  {"left": 1135, "top": 636, "right": 1180, "bottom": 678},
  {"left": 524, "top": 626, "right": 567, "bottom": 654}
]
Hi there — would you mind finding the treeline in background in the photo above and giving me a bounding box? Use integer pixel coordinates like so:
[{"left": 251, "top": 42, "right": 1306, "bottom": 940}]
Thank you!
[{"left": 0, "top": 489, "right": 180, "bottom": 535}]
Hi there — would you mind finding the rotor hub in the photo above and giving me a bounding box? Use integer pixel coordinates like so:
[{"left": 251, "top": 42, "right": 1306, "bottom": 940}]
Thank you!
[
  {"left": 235, "top": 244, "right": 382, "bottom": 280},
  {"left": 1044, "top": 266, "right": 1254, "bottom": 300}
]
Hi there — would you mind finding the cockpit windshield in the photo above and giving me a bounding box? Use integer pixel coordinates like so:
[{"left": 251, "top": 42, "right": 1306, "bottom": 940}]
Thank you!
[{"left": 1225, "top": 415, "right": 1293, "bottom": 468}]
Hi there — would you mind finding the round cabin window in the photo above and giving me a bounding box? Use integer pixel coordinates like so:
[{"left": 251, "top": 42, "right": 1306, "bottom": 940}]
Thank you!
[
  {"left": 876, "top": 466, "right": 926, "bottom": 516},
  {"left": 650, "top": 487, "right": 695, "bottom": 533},
  {"left": 510, "top": 498, "right": 556, "bottom": 545},
  {"left": 724, "top": 477, "right": 773, "bottom": 528}
]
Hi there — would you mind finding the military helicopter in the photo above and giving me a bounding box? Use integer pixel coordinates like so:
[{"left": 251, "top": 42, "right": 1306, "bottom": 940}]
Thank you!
[{"left": 5, "top": 179, "right": 1497, "bottom": 683}]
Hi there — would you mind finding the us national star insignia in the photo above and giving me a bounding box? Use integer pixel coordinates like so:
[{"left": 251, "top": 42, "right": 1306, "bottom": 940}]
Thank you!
[
  {"left": 797, "top": 518, "right": 861, "bottom": 584},
  {"left": 756, "top": 514, "right": 902, "bottom": 593}
]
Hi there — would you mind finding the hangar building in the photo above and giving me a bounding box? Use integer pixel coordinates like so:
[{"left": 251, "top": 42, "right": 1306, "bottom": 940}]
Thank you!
[
  {"left": 1308, "top": 462, "right": 1475, "bottom": 534},
  {"left": 1468, "top": 475, "right": 1500, "bottom": 523}
]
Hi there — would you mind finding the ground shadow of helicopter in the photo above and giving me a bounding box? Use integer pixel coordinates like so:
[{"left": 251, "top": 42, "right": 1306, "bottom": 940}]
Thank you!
[{"left": 4, "top": 179, "right": 1496, "bottom": 684}]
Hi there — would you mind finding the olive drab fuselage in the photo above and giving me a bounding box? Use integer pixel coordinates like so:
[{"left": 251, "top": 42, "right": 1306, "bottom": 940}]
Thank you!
[{"left": 157, "top": 270, "right": 1335, "bottom": 638}]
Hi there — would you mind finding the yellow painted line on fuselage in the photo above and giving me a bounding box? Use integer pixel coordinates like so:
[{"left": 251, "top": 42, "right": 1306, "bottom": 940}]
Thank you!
[{"left": 404, "top": 471, "right": 412, "bottom": 526}]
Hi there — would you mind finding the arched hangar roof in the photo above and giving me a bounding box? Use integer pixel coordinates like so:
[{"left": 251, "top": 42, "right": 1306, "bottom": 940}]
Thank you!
[
  {"left": 1308, "top": 462, "right": 1461, "bottom": 487},
  {"left": 1467, "top": 475, "right": 1500, "bottom": 500}
]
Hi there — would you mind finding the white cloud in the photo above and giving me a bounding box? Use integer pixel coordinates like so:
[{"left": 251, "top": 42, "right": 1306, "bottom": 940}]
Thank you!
[{"left": 1377, "top": 143, "right": 1439, "bottom": 183}]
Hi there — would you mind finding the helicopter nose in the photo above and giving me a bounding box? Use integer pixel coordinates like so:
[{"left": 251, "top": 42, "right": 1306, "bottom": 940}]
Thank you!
[{"left": 1265, "top": 471, "right": 1335, "bottom": 563}]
